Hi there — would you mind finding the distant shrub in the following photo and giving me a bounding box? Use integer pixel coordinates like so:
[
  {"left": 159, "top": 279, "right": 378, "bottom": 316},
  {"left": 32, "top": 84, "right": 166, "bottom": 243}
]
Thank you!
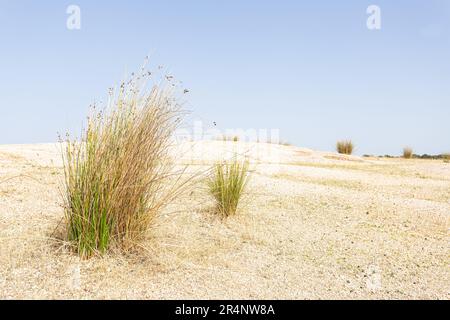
[
  {"left": 207, "top": 159, "right": 250, "bottom": 217},
  {"left": 403, "top": 147, "right": 413, "bottom": 159},
  {"left": 62, "top": 68, "right": 185, "bottom": 258},
  {"left": 218, "top": 135, "right": 239, "bottom": 142},
  {"left": 336, "top": 140, "right": 354, "bottom": 155}
]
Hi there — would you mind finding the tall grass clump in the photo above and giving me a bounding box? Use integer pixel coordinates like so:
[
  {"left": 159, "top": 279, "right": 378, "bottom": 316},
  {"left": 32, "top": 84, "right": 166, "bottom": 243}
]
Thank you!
[
  {"left": 207, "top": 159, "right": 250, "bottom": 217},
  {"left": 403, "top": 147, "right": 413, "bottom": 159},
  {"left": 336, "top": 140, "right": 354, "bottom": 155},
  {"left": 62, "top": 67, "right": 185, "bottom": 258}
]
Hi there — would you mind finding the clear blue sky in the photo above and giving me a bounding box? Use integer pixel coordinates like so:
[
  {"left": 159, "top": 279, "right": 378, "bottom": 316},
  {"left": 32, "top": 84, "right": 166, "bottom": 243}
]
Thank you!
[{"left": 0, "top": 0, "right": 449, "bottom": 155}]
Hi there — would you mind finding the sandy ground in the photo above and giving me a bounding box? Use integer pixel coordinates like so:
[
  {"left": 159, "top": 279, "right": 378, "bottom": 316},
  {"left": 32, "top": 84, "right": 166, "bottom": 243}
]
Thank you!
[{"left": 0, "top": 141, "right": 449, "bottom": 299}]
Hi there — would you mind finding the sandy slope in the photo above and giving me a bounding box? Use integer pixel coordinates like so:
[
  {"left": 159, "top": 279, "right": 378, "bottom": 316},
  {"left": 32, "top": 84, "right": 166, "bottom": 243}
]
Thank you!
[{"left": 0, "top": 141, "right": 449, "bottom": 299}]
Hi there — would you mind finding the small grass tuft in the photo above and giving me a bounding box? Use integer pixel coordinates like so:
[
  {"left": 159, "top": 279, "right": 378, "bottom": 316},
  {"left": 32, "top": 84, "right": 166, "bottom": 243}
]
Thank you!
[
  {"left": 336, "top": 140, "right": 354, "bottom": 155},
  {"left": 403, "top": 147, "right": 413, "bottom": 159},
  {"left": 207, "top": 159, "right": 250, "bottom": 217},
  {"left": 218, "top": 135, "right": 239, "bottom": 142}
]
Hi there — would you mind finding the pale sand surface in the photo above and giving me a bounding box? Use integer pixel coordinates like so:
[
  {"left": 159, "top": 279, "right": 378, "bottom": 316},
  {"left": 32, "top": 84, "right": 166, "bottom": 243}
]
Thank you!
[{"left": 0, "top": 141, "right": 449, "bottom": 299}]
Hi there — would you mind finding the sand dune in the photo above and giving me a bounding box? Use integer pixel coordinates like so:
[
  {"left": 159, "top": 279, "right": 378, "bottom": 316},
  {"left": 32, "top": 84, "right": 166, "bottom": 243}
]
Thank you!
[{"left": 0, "top": 141, "right": 449, "bottom": 299}]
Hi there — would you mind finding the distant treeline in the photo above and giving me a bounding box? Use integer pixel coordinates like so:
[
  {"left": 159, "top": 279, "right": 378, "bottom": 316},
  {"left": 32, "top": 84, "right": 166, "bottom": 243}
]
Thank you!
[
  {"left": 411, "top": 154, "right": 450, "bottom": 160},
  {"left": 363, "top": 154, "right": 450, "bottom": 160}
]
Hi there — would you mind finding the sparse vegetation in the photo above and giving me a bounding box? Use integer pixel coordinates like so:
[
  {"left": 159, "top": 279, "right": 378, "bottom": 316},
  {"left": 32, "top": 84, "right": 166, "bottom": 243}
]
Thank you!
[
  {"left": 207, "top": 159, "right": 250, "bottom": 217},
  {"left": 443, "top": 153, "right": 450, "bottom": 163},
  {"left": 336, "top": 140, "right": 354, "bottom": 155},
  {"left": 403, "top": 147, "right": 413, "bottom": 159},
  {"left": 218, "top": 135, "right": 239, "bottom": 142},
  {"left": 62, "top": 69, "right": 185, "bottom": 258}
]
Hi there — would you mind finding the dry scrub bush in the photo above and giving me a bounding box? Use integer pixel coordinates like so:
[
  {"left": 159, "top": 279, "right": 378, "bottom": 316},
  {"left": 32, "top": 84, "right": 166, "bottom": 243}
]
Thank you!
[
  {"left": 62, "top": 68, "right": 187, "bottom": 258},
  {"left": 336, "top": 140, "right": 354, "bottom": 155},
  {"left": 207, "top": 159, "right": 250, "bottom": 217},
  {"left": 403, "top": 147, "right": 413, "bottom": 159}
]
